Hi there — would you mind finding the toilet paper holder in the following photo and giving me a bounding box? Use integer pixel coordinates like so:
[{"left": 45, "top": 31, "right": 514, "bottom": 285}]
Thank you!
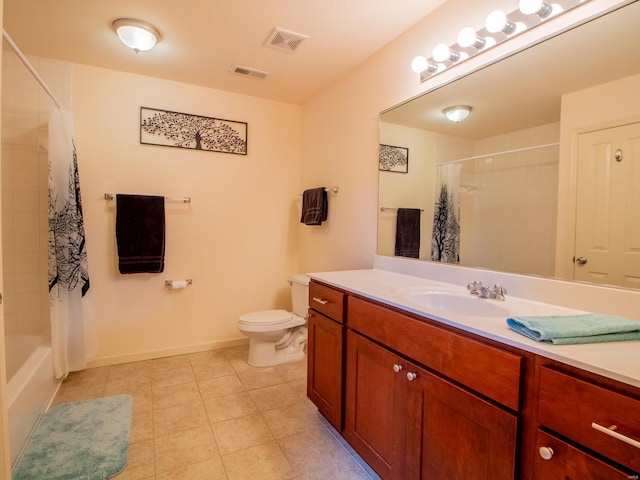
[{"left": 165, "top": 279, "right": 193, "bottom": 288}]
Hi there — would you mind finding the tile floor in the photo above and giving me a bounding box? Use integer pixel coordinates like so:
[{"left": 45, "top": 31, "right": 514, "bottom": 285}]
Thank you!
[{"left": 52, "top": 345, "right": 380, "bottom": 480}]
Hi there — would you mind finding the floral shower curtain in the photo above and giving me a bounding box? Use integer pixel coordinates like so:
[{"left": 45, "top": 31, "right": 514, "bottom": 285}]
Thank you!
[
  {"left": 48, "top": 108, "right": 90, "bottom": 378},
  {"left": 431, "top": 163, "right": 462, "bottom": 264}
]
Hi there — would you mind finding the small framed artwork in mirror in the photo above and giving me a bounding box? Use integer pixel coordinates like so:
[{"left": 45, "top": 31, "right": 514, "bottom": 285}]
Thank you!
[{"left": 379, "top": 144, "right": 408, "bottom": 173}]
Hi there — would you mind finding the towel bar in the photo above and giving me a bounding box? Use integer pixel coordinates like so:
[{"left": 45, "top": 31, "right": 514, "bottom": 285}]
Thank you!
[
  {"left": 380, "top": 207, "right": 424, "bottom": 212},
  {"left": 104, "top": 193, "right": 191, "bottom": 203},
  {"left": 298, "top": 186, "right": 339, "bottom": 196}
]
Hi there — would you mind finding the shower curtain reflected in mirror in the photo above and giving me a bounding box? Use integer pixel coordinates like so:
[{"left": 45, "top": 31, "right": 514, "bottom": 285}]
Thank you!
[{"left": 431, "top": 163, "right": 461, "bottom": 264}]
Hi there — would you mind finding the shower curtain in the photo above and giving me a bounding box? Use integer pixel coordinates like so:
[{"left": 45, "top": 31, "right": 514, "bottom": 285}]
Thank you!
[
  {"left": 48, "top": 108, "right": 90, "bottom": 378},
  {"left": 431, "top": 163, "right": 462, "bottom": 264}
]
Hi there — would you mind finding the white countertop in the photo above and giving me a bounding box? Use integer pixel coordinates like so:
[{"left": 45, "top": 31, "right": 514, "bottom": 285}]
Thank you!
[{"left": 309, "top": 268, "right": 640, "bottom": 389}]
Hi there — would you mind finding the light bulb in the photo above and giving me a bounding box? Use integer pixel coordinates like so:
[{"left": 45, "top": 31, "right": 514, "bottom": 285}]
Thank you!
[
  {"left": 520, "top": 0, "right": 542, "bottom": 14},
  {"left": 432, "top": 43, "right": 459, "bottom": 63},
  {"left": 485, "top": 10, "right": 515, "bottom": 34},
  {"left": 411, "top": 56, "right": 428, "bottom": 73},
  {"left": 457, "top": 27, "right": 485, "bottom": 49},
  {"left": 519, "top": 0, "right": 552, "bottom": 17}
]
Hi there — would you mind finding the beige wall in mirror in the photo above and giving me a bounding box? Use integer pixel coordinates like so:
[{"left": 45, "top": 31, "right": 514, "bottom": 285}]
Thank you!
[{"left": 378, "top": 1, "right": 640, "bottom": 290}]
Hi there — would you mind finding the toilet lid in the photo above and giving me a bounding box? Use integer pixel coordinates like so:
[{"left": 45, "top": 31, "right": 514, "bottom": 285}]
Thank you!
[{"left": 239, "top": 309, "right": 293, "bottom": 326}]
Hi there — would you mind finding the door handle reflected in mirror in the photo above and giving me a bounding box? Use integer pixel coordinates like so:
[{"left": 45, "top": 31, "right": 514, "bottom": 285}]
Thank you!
[{"left": 574, "top": 256, "right": 588, "bottom": 265}]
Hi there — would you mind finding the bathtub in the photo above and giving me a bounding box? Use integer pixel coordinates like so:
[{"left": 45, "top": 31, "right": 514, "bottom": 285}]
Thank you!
[{"left": 5, "top": 333, "right": 60, "bottom": 465}]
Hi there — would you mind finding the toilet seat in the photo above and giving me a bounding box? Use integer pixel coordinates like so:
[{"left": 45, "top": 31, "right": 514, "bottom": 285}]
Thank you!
[{"left": 238, "top": 309, "right": 305, "bottom": 332}]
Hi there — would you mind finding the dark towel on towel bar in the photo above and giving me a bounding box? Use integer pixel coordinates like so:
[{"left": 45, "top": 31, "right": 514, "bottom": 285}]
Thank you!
[
  {"left": 116, "top": 194, "right": 166, "bottom": 274},
  {"left": 300, "top": 187, "right": 328, "bottom": 225},
  {"left": 395, "top": 208, "right": 421, "bottom": 258}
]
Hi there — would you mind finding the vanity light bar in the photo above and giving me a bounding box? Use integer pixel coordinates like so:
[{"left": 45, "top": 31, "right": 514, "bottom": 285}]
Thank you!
[{"left": 412, "top": 0, "right": 589, "bottom": 82}]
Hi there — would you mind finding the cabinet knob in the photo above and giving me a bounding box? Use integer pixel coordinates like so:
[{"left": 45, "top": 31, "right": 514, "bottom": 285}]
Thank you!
[
  {"left": 538, "top": 446, "right": 554, "bottom": 460},
  {"left": 393, "top": 364, "right": 403, "bottom": 373},
  {"left": 406, "top": 372, "right": 417, "bottom": 381}
]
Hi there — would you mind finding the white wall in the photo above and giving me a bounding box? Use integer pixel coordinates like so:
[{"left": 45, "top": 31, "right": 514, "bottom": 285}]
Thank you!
[{"left": 73, "top": 65, "right": 302, "bottom": 365}]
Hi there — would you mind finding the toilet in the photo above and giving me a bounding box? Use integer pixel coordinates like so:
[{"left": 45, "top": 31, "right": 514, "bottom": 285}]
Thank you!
[{"left": 237, "top": 274, "right": 310, "bottom": 367}]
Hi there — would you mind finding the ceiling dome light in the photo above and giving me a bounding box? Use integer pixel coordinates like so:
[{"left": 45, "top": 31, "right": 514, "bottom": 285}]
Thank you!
[
  {"left": 443, "top": 105, "right": 472, "bottom": 123},
  {"left": 112, "top": 18, "right": 161, "bottom": 53}
]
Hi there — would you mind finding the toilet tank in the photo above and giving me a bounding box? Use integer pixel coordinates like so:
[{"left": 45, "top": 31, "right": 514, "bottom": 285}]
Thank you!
[{"left": 291, "top": 274, "right": 310, "bottom": 318}]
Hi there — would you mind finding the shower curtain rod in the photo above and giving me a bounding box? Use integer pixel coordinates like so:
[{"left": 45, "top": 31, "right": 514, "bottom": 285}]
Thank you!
[
  {"left": 441, "top": 142, "right": 560, "bottom": 165},
  {"left": 2, "top": 29, "right": 63, "bottom": 110}
]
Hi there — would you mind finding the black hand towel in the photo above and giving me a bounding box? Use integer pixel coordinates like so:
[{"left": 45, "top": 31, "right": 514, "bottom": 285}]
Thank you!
[
  {"left": 300, "top": 187, "right": 328, "bottom": 225},
  {"left": 395, "top": 208, "right": 421, "bottom": 258},
  {"left": 116, "top": 194, "right": 165, "bottom": 274}
]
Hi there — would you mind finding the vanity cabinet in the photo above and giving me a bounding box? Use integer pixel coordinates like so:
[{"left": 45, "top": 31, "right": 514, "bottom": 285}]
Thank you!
[
  {"left": 306, "top": 281, "right": 345, "bottom": 430},
  {"left": 345, "top": 296, "right": 520, "bottom": 479},
  {"left": 305, "top": 278, "right": 640, "bottom": 480},
  {"left": 534, "top": 364, "right": 640, "bottom": 478}
]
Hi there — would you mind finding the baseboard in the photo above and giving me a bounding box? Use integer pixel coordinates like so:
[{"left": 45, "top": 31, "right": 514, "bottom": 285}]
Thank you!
[{"left": 86, "top": 337, "right": 250, "bottom": 368}]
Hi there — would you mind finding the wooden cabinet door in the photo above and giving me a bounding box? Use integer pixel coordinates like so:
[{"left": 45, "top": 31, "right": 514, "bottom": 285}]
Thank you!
[
  {"left": 406, "top": 364, "right": 518, "bottom": 480},
  {"left": 533, "top": 429, "right": 635, "bottom": 479},
  {"left": 344, "top": 331, "right": 407, "bottom": 480},
  {"left": 307, "top": 310, "right": 344, "bottom": 430}
]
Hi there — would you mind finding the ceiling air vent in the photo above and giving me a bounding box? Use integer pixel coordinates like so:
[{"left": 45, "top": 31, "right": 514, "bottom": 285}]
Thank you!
[
  {"left": 264, "top": 27, "right": 308, "bottom": 53},
  {"left": 230, "top": 65, "right": 269, "bottom": 80}
]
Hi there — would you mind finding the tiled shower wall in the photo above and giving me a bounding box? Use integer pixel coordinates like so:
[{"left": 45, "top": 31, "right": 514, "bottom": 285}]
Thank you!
[
  {"left": 461, "top": 123, "right": 560, "bottom": 277},
  {"left": 431, "top": 123, "right": 559, "bottom": 276},
  {"left": 1, "top": 47, "right": 72, "bottom": 335}
]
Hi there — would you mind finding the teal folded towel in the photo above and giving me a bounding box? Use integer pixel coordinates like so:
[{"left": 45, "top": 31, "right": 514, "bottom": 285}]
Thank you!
[{"left": 506, "top": 313, "right": 640, "bottom": 345}]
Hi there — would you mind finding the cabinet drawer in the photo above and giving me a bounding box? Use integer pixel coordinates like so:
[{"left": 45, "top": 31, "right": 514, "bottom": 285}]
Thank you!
[
  {"left": 533, "top": 429, "right": 636, "bottom": 479},
  {"left": 538, "top": 366, "right": 640, "bottom": 472},
  {"left": 348, "top": 296, "right": 522, "bottom": 411},
  {"left": 309, "top": 281, "right": 345, "bottom": 323}
]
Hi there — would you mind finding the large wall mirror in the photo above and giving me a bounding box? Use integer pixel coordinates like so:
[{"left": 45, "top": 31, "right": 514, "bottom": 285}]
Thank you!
[{"left": 379, "top": 0, "right": 640, "bottom": 290}]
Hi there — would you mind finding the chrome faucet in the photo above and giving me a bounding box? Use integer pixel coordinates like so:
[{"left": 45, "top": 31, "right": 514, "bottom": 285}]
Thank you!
[{"left": 466, "top": 281, "right": 507, "bottom": 301}]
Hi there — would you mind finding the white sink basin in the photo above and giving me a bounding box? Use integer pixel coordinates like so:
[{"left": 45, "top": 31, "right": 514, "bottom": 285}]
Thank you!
[{"left": 402, "top": 291, "right": 511, "bottom": 318}]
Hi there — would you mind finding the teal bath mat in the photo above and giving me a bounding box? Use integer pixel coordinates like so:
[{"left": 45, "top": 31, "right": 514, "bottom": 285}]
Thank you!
[{"left": 12, "top": 394, "right": 133, "bottom": 480}]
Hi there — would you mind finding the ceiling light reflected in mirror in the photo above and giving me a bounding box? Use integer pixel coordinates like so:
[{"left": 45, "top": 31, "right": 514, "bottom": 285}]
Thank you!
[{"left": 443, "top": 105, "right": 472, "bottom": 123}]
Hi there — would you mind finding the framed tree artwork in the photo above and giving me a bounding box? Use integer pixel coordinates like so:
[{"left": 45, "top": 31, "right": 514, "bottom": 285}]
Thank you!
[
  {"left": 140, "top": 107, "right": 248, "bottom": 155},
  {"left": 379, "top": 144, "right": 408, "bottom": 173}
]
